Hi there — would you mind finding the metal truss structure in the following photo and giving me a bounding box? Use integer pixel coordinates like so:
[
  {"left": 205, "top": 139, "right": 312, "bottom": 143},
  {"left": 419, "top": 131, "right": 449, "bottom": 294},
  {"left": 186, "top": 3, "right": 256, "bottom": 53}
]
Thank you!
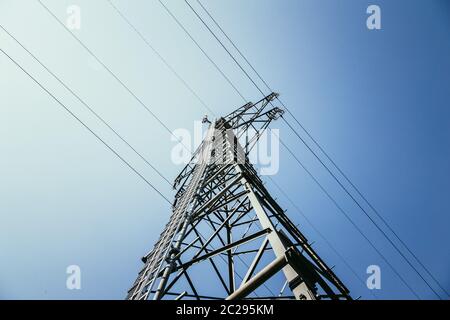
[{"left": 127, "top": 93, "right": 352, "bottom": 300}]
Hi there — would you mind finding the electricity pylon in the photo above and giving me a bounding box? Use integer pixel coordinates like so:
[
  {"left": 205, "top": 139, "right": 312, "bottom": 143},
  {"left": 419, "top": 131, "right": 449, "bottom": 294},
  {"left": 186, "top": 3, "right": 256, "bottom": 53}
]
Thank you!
[{"left": 127, "top": 93, "right": 351, "bottom": 300}]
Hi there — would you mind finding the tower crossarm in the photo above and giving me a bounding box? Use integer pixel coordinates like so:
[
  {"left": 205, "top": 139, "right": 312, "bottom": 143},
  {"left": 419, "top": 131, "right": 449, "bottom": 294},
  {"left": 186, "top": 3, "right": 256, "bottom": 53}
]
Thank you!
[{"left": 223, "top": 92, "right": 284, "bottom": 154}]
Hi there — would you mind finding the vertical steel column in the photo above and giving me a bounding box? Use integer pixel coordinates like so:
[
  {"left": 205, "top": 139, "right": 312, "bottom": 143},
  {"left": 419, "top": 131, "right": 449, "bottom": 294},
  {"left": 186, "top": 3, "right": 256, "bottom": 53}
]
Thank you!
[{"left": 153, "top": 123, "right": 217, "bottom": 300}]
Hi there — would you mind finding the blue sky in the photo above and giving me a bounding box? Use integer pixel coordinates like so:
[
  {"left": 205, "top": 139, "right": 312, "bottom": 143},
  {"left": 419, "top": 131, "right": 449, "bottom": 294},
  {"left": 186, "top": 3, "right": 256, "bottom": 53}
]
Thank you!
[{"left": 0, "top": 0, "right": 449, "bottom": 299}]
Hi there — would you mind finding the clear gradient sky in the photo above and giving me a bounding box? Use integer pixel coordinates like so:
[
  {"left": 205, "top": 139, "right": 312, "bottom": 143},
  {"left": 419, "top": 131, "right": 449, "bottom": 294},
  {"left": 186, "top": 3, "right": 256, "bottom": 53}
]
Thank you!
[{"left": 0, "top": 0, "right": 449, "bottom": 300}]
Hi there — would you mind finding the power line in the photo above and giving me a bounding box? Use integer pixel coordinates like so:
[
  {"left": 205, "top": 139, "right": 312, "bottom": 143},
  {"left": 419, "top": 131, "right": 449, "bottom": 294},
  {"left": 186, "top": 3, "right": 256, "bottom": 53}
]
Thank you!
[
  {"left": 185, "top": 0, "right": 446, "bottom": 299},
  {"left": 0, "top": 46, "right": 172, "bottom": 205},
  {"left": 36, "top": 0, "right": 191, "bottom": 156},
  {"left": 0, "top": 23, "right": 172, "bottom": 188},
  {"left": 106, "top": 0, "right": 216, "bottom": 117},
  {"left": 157, "top": 0, "right": 247, "bottom": 103}
]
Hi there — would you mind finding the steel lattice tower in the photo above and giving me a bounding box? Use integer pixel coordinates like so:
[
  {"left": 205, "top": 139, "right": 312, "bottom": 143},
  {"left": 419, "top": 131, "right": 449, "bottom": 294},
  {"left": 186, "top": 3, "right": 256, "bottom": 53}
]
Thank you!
[{"left": 127, "top": 93, "right": 351, "bottom": 300}]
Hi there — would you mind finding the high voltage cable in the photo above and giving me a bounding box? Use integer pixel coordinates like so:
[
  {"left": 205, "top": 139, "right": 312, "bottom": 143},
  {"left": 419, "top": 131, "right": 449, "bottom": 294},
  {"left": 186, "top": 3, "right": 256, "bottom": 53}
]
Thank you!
[
  {"left": 0, "top": 23, "right": 172, "bottom": 188},
  {"left": 106, "top": 0, "right": 216, "bottom": 117},
  {"left": 0, "top": 47, "right": 172, "bottom": 205},
  {"left": 36, "top": 0, "right": 191, "bottom": 156},
  {"left": 157, "top": 0, "right": 247, "bottom": 103},
  {"left": 184, "top": 0, "right": 446, "bottom": 299}
]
